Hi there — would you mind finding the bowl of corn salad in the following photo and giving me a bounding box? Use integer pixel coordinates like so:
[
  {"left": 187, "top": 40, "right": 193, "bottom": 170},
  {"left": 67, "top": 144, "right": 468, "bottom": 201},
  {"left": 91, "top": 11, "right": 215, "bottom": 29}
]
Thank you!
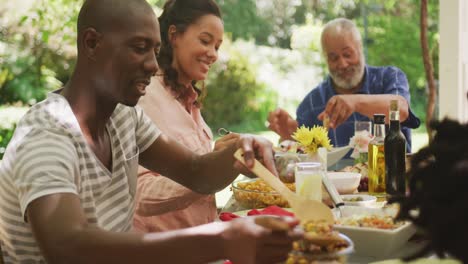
[
  {"left": 231, "top": 178, "right": 295, "bottom": 209},
  {"left": 333, "top": 206, "right": 416, "bottom": 257}
]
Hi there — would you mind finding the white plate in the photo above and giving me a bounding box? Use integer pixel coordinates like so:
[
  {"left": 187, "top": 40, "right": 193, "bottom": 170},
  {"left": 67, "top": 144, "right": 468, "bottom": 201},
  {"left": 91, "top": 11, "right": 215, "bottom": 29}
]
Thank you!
[
  {"left": 341, "top": 194, "right": 377, "bottom": 206},
  {"left": 289, "top": 233, "right": 354, "bottom": 261}
]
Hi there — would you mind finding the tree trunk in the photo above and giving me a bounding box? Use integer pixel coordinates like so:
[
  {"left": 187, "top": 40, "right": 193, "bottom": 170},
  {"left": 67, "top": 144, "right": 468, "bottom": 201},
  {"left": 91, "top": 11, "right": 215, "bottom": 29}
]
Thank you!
[{"left": 420, "top": 0, "right": 436, "bottom": 142}]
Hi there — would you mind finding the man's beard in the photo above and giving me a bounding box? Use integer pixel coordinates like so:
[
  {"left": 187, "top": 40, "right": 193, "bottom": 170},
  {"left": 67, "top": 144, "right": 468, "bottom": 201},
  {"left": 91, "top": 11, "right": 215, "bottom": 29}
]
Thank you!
[{"left": 329, "top": 55, "right": 365, "bottom": 90}]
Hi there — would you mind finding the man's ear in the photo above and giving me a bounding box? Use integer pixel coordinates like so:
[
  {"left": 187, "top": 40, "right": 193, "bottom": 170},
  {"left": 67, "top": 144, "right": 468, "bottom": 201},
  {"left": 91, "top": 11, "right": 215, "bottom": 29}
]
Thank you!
[
  {"left": 168, "top": 25, "right": 177, "bottom": 47},
  {"left": 81, "top": 28, "right": 102, "bottom": 61}
]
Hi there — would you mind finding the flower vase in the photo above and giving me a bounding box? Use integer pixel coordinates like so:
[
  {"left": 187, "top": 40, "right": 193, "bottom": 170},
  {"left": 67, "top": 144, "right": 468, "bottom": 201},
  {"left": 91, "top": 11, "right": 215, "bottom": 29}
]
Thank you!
[{"left": 307, "top": 147, "right": 327, "bottom": 171}]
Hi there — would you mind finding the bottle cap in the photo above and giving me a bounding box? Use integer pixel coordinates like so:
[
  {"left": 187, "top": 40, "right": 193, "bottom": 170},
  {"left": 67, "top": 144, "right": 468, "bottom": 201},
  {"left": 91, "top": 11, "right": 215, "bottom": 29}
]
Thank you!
[{"left": 373, "top": 114, "right": 386, "bottom": 124}]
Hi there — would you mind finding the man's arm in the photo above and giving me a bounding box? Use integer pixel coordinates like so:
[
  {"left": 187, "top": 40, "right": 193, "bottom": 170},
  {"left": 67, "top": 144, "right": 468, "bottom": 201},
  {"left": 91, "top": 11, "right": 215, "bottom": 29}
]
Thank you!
[
  {"left": 354, "top": 94, "right": 409, "bottom": 121},
  {"left": 27, "top": 193, "right": 299, "bottom": 264},
  {"left": 350, "top": 66, "right": 412, "bottom": 124},
  {"left": 139, "top": 133, "right": 277, "bottom": 194},
  {"left": 318, "top": 94, "right": 409, "bottom": 128},
  {"left": 27, "top": 193, "right": 221, "bottom": 264}
]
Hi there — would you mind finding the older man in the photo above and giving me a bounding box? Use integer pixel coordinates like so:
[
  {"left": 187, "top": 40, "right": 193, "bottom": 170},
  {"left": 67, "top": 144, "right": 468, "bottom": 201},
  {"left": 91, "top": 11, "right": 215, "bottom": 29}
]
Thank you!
[
  {"left": 0, "top": 0, "right": 301, "bottom": 263},
  {"left": 268, "top": 18, "right": 420, "bottom": 151}
]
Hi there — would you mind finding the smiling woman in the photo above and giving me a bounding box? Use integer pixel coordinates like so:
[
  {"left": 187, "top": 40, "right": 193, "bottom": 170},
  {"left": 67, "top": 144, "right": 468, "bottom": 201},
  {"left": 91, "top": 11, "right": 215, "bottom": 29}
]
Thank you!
[{"left": 133, "top": 0, "right": 232, "bottom": 232}]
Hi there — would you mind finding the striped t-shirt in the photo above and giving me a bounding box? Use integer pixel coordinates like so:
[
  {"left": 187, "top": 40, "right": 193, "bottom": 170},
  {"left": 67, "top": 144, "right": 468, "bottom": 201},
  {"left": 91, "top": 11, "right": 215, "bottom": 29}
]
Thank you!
[{"left": 0, "top": 92, "right": 160, "bottom": 263}]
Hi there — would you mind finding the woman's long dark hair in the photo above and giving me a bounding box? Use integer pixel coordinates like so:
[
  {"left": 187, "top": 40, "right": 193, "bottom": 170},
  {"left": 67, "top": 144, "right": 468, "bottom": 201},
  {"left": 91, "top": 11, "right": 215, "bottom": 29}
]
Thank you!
[
  {"left": 158, "top": 0, "right": 221, "bottom": 107},
  {"left": 395, "top": 118, "right": 468, "bottom": 262}
]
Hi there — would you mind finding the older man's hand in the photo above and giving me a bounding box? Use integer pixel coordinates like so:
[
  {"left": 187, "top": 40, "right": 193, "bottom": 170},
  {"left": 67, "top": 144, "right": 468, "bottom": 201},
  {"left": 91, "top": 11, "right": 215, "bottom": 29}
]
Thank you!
[{"left": 318, "top": 95, "right": 357, "bottom": 128}]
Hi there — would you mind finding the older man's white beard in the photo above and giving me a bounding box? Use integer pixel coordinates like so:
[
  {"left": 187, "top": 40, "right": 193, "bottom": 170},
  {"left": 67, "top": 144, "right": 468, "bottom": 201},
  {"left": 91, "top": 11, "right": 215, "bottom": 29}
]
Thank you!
[{"left": 330, "top": 61, "right": 365, "bottom": 90}]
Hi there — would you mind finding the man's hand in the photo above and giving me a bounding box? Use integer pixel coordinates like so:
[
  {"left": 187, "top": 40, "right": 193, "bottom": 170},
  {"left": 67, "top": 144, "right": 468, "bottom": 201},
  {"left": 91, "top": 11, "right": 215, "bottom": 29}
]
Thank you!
[
  {"left": 214, "top": 133, "right": 240, "bottom": 151},
  {"left": 234, "top": 134, "right": 278, "bottom": 177},
  {"left": 222, "top": 216, "right": 302, "bottom": 264},
  {"left": 267, "top": 108, "right": 298, "bottom": 140},
  {"left": 318, "top": 95, "right": 357, "bottom": 129}
]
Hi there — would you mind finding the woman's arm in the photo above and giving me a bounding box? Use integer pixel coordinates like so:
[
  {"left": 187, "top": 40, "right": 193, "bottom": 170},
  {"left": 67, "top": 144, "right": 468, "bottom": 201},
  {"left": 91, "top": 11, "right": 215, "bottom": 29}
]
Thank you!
[
  {"left": 139, "top": 134, "right": 277, "bottom": 195},
  {"left": 135, "top": 172, "right": 206, "bottom": 216},
  {"left": 135, "top": 133, "right": 241, "bottom": 216}
]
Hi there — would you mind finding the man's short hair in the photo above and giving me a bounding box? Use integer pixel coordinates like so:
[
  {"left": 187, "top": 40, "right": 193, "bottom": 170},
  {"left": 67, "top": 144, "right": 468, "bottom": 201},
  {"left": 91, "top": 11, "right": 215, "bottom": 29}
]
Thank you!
[
  {"left": 320, "top": 18, "right": 362, "bottom": 53},
  {"left": 77, "top": 0, "right": 152, "bottom": 36}
]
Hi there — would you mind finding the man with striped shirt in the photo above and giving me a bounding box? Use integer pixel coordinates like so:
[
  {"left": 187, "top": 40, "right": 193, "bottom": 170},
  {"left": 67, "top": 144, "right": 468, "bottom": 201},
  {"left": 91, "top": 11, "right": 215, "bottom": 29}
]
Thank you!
[{"left": 0, "top": 0, "right": 302, "bottom": 263}]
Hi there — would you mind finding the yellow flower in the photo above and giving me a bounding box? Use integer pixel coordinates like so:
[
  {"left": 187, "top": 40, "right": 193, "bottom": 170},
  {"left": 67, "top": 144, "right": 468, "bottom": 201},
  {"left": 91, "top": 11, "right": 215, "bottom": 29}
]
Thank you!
[{"left": 292, "top": 125, "right": 332, "bottom": 155}]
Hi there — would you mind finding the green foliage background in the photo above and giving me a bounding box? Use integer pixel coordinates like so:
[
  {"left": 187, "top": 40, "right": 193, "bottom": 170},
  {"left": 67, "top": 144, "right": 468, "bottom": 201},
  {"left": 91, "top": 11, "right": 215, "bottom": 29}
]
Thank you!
[
  {"left": 0, "top": 0, "right": 439, "bottom": 158},
  {"left": 219, "top": 0, "right": 438, "bottom": 126},
  {"left": 0, "top": 0, "right": 80, "bottom": 104},
  {"left": 363, "top": 0, "right": 439, "bottom": 125},
  {"left": 204, "top": 46, "right": 277, "bottom": 132}
]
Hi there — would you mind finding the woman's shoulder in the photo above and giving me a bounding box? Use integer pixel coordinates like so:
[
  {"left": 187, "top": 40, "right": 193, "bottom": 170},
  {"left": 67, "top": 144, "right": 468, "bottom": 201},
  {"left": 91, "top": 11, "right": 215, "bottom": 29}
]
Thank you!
[
  {"left": 139, "top": 76, "right": 170, "bottom": 106},
  {"left": 149, "top": 75, "right": 166, "bottom": 92}
]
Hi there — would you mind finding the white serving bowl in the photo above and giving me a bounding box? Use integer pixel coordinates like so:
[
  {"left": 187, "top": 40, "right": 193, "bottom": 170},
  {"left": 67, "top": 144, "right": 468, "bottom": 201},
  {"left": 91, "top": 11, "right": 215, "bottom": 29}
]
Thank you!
[
  {"left": 333, "top": 206, "right": 417, "bottom": 258},
  {"left": 327, "top": 171, "right": 362, "bottom": 194},
  {"left": 341, "top": 194, "right": 377, "bottom": 207}
]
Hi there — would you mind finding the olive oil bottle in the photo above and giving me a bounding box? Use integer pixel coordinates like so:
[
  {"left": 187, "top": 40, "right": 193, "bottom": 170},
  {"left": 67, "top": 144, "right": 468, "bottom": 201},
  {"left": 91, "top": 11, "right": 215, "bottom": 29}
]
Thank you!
[
  {"left": 368, "top": 114, "right": 386, "bottom": 197},
  {"left": 384, "top": 100, "right": 406, "bottom": 196}
]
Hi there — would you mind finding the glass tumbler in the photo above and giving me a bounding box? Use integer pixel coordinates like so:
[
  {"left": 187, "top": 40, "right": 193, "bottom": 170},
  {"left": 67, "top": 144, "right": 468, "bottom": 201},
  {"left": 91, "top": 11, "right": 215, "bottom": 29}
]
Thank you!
[
  {"left": 354, "top": 120, "right": 372, "bottom": 135},
  {"left": 295, "top": 162, "right": 324, "bottom": 201}
]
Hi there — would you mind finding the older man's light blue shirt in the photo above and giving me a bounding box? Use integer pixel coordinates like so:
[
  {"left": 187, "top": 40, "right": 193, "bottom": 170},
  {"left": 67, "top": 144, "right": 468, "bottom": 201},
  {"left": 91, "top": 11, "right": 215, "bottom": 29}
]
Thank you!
[{"left": 296, "top": 65, "right": 420, "bottom": 152}]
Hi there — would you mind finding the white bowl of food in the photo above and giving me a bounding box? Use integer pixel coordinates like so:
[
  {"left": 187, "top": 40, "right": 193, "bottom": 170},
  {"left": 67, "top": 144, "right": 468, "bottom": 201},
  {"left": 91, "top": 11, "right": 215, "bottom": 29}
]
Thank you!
[
  {"left": 327, "top": 171, "right": 362, "bottom": 194},
  {"left": 341, "top": 194, "right": 377, "bottom": 206},
  {"left": 333, "top": 206, "right": 417, "bottom": 258}
]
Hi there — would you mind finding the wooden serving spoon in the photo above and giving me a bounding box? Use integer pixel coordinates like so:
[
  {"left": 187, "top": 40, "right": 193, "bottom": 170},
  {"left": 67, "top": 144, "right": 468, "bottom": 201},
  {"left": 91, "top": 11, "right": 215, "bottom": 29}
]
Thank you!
[{"left": 233, "top": 149, "right": 334, "bottom": 224}]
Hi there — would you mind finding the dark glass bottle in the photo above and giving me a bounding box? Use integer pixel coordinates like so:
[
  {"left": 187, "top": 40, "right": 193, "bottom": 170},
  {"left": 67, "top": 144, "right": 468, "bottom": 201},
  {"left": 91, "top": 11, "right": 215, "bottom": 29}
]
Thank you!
[{"left": 385, "top": 100, "right": 406, "bottom": 196}]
